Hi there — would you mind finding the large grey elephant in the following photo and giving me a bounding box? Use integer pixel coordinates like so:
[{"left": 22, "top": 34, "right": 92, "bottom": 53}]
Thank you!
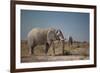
[{"left": 27, "top": 28, "right": 65, "bottom": 55}]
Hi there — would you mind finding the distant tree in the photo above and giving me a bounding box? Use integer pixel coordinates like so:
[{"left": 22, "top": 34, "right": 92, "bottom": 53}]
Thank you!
[{"left": 68, "top": 36, "right": 73, "bottom": 46}]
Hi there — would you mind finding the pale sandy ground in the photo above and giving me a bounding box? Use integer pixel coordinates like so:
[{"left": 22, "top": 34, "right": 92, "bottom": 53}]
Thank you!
[
  {"left": 21, "top": 55, "right": 89, "bottom": 62},
  {"left": 21, "top": 40, "right": 89, "bottom": 63}
]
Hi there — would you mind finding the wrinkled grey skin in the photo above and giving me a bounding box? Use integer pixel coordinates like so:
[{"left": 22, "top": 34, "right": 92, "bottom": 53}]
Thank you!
[{"left": 27, "top": 28, "right": 64, "bottom": 55}]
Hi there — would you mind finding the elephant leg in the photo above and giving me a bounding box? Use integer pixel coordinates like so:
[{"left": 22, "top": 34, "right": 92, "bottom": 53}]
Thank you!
[
  {"left": 31, "top": 45, "right": 35, "bottom": 55},
  {"left": 45, "top": 43, "right": 50, "bottom": 54},
  {"left": 62, "top": 40, "right": 65, "bottom": 55},
  {"left": 52, "top": 41, "right": 55, "bottom": 55}
]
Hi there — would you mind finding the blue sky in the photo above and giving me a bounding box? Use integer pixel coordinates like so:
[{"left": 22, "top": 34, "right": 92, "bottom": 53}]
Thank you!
[{"left": 21, "top": 10, "right": 89, "bottom": 42}]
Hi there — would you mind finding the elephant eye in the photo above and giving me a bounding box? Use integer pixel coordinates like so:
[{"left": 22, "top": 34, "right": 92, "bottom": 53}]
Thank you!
[{"left": 56, "top": 31, "right": 60, "bottom": 36}]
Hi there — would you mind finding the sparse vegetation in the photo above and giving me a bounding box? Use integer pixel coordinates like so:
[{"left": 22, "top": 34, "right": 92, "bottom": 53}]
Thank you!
[{"left": 21, "top": 40, "right": 89, "bottom": 62}]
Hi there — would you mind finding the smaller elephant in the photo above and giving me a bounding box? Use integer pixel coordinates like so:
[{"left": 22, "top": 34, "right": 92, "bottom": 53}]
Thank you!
[
  {"left": 68, "top": 36, "right": 73, "bottom": 46},
  {"left": 27, "top": 28, "right": 65, "bottom": 55}
]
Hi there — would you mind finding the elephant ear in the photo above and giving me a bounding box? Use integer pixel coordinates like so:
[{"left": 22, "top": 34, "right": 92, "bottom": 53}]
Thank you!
[{"left": 47, "top": 30, "right": 56, "bottom": 42}]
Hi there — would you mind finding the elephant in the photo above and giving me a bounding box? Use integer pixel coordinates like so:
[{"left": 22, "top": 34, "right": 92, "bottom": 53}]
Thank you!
[
  {"left": 68, "top": 36, "right": 73, "bottom": 46},
  {"left": 27, "top": 28, "right": 65, "bottom": 55}
]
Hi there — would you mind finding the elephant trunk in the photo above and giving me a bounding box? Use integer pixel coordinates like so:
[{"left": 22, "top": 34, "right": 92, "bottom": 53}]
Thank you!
[
  {"left": 60, "top": 30, "right": 65, "bottom": 55},
  {"left": 61, "top": 40, "right": 65, "bottom": 55}
]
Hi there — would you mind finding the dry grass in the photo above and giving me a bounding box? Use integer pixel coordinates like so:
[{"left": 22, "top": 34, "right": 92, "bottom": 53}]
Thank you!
[{"left": 21, "top": 40, "right": 89, "bottom": 62}]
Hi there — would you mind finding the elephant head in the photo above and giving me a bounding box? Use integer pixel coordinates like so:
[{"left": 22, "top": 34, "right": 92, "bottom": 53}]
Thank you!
[
  {"left": 56, "top": 29, "right": 64, "bottom": 41},
  {"left": 47, "top": 29, "right": 64, "bottom": 41},
  {"left": 46, "top": 28, "right": 65, "bottom": 55}
]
